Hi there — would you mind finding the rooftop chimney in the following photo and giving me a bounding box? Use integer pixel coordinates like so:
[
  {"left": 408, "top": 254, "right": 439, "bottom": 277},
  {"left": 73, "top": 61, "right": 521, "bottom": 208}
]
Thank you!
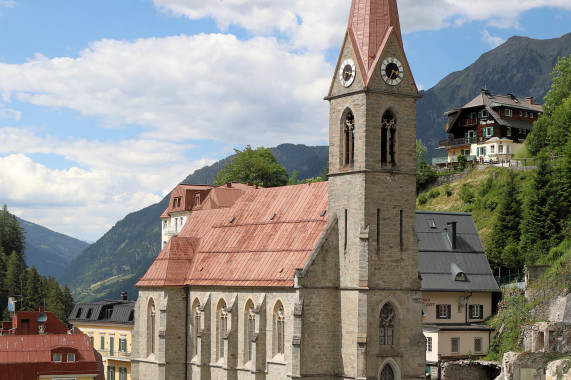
[
  {"left": 226, "top": 182, "right": 232, "bottom": 188},
  {"left": 246, "top": 181, "right": 251, "bottom": 186},
  {"left": 447, "top": 222, "right": 457, "bottom": 249},
  {"left": 525, "top": 97, "right": 533, "bottom": 104},
  {"left": 120, "top": 292, "right": 127, "bottom": 301}
]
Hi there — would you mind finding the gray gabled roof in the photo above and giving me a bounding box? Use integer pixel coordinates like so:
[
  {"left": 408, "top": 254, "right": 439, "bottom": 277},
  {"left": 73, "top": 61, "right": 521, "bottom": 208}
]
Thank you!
[
  {"left": 69, "top": 299, "right": 136, "bottom": 325},
  {"left": 416, "top": 211, "right": 500, "bottom": 293}
]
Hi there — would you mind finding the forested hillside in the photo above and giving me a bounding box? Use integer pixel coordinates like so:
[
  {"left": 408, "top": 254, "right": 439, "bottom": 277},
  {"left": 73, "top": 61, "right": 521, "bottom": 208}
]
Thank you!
[{"left": 18, "top": 217, "right": 89, "bottom": 280}]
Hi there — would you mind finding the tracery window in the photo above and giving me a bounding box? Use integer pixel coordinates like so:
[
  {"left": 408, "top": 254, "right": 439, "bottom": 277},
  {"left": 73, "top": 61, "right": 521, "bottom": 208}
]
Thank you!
[
  {"left": 274, "top": 302, "right": 285, "bottom": 356},
  {"left": 218, "top": 302, "right": 228, "bottom": 359},
  {"left": 147, "top": 300, "right": 156, "bottom": 356},
  {"left": 344, "top": 111, "right": 355, "bottom": 165},
  {"left": 381, "top": 111, "right": 396, "bottom": 165},
  {"left": 192, "top": 300, "right": 201, "bottom": 358},
  {"left": 245, "top": 302, "right": 256, "bottom": 362},
  {"left": 380, "top": 363, "right": 396, "bottom": 380},
  {"left": 379, "top": 304, "right": 395, "bottom": 346}
]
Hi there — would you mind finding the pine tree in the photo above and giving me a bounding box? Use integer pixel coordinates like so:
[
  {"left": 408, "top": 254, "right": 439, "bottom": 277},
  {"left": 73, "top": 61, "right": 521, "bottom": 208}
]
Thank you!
[
  {"left": 4, "top": 251, "right": 23, "bottom": 299},
  {"left": 488, "top": 171, "right": 522, "bottom": 271},
  {"left": 46, "top": 277, "right": 65, "bottom": 323},
  {"left": 23, "top": 266, "right": 42, "bottom": 311},
  {"left": 62, "top": 285, "right": 75, "bottom": 327},
  {"left": 520, "top": 154, "right": 556, "bottom": 264},
  {"left": 0, "top": 205, "right": 26, "bottom": 269},
  {"left": 0, "top": 248, "right": 7, "bottom": 317}
]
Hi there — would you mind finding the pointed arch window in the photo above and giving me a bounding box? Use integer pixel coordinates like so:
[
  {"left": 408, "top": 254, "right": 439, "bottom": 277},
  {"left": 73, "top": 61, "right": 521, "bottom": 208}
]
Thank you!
[
  {"left": 147, "top": 300, "right": 156, "bottom": 356},
  {"left": 379, "top": 304, "right": 395, "bottom": 346},
  {"left": 344, "top": 111, "right": 355, "bottom": 165},
  {"left": 380, "top": 363, "right": 396, "bottom": 380},
  {"left": 381, "top": 111, "right": 396, "bottom": 165},
  {"left": 217, "top": 302, "right": 228, "bottom": 360},
  {"left": 273, "top": 302, "right": 285, "bottom": 356},
  {"left": 192, "top": 300, "right": 201, "bottom": 358},
  {"left": 245, "top": 302, "right": 256, "bottom": 362}
]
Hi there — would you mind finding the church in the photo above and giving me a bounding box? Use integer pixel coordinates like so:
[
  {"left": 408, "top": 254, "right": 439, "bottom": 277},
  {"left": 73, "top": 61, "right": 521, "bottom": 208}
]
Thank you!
[{"left": 131, "top": 0, "right": 426, "bottom": 379}]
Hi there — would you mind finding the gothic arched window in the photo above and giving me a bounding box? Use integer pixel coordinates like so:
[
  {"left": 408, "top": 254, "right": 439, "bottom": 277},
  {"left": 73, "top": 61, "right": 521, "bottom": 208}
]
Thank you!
[
  {"left": 147, "top": 299, "right": 156, "bottom": 356},
  {"left": 217, "top": 300, "right": 228, "bottom": 360},
  {"left": 245, "top": 300, "right": 256, "bottom": 362},
  {"left": 381, "top": 111, "right": 396, "bottom": 165},
  {"left": 344, "top": 111, "right": 355, "bottom": 165},
  {"left": 380, "top": 363, "right": 396, "bottom": 380},
  {"left": 273, "top": 302, "right": 285, "bottom": 356},
  {"left": 192, "top": 299, "right": 201, "bottom": 358},
  {"left": 379, "top": 304, "right": 395, "bottom": 346}
]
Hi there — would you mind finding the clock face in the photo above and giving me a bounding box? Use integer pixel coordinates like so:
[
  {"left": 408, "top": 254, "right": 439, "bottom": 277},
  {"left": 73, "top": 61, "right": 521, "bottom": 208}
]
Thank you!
[
  {"left": 381, "top": 57, "right": 404, "bottom": 86},
  {"left": 338, "top": 59, "right": 356, "bottom": 87}
]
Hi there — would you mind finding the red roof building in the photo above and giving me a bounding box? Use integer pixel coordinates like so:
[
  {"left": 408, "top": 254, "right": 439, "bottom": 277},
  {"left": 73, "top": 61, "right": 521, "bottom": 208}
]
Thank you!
[{"left": 0, "top": 309, "right": 104, "bottom": 380}]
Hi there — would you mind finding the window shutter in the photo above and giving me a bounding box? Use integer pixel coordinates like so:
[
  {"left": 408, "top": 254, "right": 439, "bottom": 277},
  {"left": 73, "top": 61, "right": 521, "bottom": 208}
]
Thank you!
[
  {"left": 478, "top": 111, "right": 482, "bottom": 118},
  {"left": 491, "top": 127, "right": 494, "bottom": 136},
  {"left": 479, "top": 305, "right": 484, "bottom": 318},
  {"left": 465, "top": 131, "right": 468, "bottom": 139},
  {"left": 446, "top": 305, "right": 451, "bottom": 319}
]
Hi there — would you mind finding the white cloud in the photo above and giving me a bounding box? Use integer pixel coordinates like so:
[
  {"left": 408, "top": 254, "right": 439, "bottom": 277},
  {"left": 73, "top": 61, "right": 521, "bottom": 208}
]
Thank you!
[
  {"left": 0, "top": 1, "right": 15, "bottom": 8},
  {"left": 481, "top": 30, "right": 506, "bottom": 48},
  {"left": 154, "top": 0, "right": 571, "bottom": 48},
  {"left": 0, "top": 34, "right": 331, "bottom": 148}
]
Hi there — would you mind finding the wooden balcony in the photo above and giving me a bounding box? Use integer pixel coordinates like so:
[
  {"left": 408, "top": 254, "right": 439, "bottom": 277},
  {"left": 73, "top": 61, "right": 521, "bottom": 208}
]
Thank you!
[
  {"left": 438, "top": 136, "right": 477, "bottom": 148},
  {"left": 459, "top": 118, "right": 478, "bottom": 127}
]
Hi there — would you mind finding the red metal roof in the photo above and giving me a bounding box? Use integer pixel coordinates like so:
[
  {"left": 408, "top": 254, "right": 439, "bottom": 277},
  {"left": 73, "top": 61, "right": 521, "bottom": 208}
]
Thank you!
[
  {"left": 0, "top": 333, "right": 103, "bottom": 379},
  {"left": 348, "top": 0, "right": 402, "bottom": 71},
  {"left": 138, "top": 182, "right": 329, "bottom": 288}
]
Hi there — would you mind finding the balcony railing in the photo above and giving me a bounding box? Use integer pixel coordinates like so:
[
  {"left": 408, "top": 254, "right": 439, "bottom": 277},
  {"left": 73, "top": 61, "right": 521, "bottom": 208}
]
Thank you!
[
  {"left": 438, "top": 136, "right": 477, "bottom": 148},
  {"left": 99, "top": 349, "right": 131, "bottom": 360},
  {"left": 432, "top": 155, "right": 476, "bottom": 165},
  {"left": 459, "top": 118, "right": 478, "bottom": 127},
  {"left": 164, "top": 226, "right": 181, "bottom": 236}
]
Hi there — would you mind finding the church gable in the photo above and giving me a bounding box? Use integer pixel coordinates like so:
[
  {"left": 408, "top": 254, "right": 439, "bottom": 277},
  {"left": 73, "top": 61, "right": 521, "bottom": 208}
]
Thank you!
[{"left": 328, "top": 33, "right": 366, "bottom": 98}]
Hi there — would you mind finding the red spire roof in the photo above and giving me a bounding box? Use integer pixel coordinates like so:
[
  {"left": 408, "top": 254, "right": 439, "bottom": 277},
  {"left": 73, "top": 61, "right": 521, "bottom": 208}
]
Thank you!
[{"left": 348, "top": 0, "right": 402, "bottom": 71}]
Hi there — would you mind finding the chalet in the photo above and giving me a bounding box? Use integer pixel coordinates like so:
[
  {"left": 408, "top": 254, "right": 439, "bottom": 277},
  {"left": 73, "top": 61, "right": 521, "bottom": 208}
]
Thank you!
[
  {"left": 435, "top": 89, "right": 543, "bottom": 166},
  {"left": 69, "top": 293, "right": 136, "bottom": 380},
  {"left": 417, "top": 211, "right": 500, "bottom": 377},
  {"left": 0, "top": 308, "right": 104, "bottom": 380}
]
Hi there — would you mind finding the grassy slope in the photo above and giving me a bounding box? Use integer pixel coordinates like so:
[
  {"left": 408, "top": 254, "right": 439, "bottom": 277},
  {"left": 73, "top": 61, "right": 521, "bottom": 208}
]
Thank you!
[{"left": 416, "top": 166, "right": 533, "bottom": 252}]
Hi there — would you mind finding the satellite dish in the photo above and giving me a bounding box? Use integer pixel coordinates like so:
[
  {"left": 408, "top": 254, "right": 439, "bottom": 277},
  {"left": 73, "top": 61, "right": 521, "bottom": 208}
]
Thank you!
[
  {"left": 37, "top": 312, "right": 48, "bottom": 324},
  {"left": 458, "top": 297, "right": 468, "bottom": 306}
]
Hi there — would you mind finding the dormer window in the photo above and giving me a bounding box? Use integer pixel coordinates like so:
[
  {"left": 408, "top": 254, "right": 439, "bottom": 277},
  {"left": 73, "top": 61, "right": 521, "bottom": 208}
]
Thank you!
[
  {"left": 53, "top": 353, "right": 62, "bottom": 362},
  {"left": 67, "top": 353, "right": 75, "bottom": 362},
  {"left": 451, "top": 263, "right": 467, "bottom": 282},
  {"left": 427, "top": 219, "right": 436, "bottom": 229},
  {"left": 455, "top": 272, "right": 467, "bottom": 281},
  {"left": 195, "top": 195, "right": 200, "bottom": 206}
]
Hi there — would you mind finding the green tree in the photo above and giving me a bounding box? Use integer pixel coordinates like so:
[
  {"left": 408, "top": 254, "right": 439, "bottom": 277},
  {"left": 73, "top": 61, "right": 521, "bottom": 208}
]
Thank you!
[
  {"left": 214, "top": 145, "right": 289, "bottom": 188},
  {"left": 528, "top": 55, "right": 571, "bottom": 155},
  {"left": 457, "top": 154, "right": 468, "bottom": 171},
  {"left": 0, "top": 204, "right": 26, "bottom": 268},
  {"left": 23, "top": 266, "right": 42, "bottom": 311},
  {"left": 46, "top": 276, "right": 65, "bottom": 323},
  {"left": 4, "top": 251, "right": 23, "bottom": 299},
  {"left": 0, "top": 248, "right": 7, "bottom": 317},
  {"left": 62, "top": 285, "right": 75, "bottom": 326},
  {"left": 488, "top": 171, "right": 522, "bottom": 272},
  {"left": 520, "top": 154, "right": 558, "bottom": 264},
  {"left": 415, "top": 139, "right": 437, "bottom": 192}
]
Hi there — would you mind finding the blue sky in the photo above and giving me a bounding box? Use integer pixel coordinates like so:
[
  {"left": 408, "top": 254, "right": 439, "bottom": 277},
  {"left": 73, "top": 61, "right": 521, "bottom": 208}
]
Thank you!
[{"left": 0, "top": 0, "right": 569, "bottom": 242}]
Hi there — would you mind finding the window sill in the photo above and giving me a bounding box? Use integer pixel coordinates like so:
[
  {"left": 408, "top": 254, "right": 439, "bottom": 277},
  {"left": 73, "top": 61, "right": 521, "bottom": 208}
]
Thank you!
[{"left": 267, "top": 355, "right": 286, "bottom": 365}]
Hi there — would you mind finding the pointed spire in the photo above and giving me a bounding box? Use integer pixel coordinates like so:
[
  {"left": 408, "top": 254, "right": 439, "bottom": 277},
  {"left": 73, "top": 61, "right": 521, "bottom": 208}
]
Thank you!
[{"left": 348, "top": 0, "right": 403, "bottom": 71}]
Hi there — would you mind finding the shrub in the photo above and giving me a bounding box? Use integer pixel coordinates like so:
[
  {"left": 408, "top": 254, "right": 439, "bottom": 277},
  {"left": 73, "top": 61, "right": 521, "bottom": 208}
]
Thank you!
[
  {"left": 429, "top": 189, "right": 440, "bottom": 198},
  {"left": 443, "top": 183, "right": 453, "bottom": 197},
  {"left": 417, "top": 193, "right": 428, "bottom": 205},
  {"left": 458, "top": 154, "right": 468, "bottom": 171},
  {"left": 479, "top": 176, "right": 494, "bottom": 197},
  {"left": 459, "top": 184, "right": 475, "bottom": 204},
  {"left": 485, "top": 199, "right": 499, "bottom": 211}
]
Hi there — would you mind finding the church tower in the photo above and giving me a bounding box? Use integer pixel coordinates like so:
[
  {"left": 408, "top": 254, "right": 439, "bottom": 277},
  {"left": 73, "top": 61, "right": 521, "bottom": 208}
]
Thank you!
[{"left": 326, "top": 0, "right": 425, "bottom": 378}]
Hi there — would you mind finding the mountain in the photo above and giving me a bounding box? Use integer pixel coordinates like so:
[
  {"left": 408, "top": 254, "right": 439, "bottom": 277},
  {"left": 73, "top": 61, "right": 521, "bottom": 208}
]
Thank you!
[
  {"left": 60, "top": 143, "right": 329, "bottom": 302},
  {"left": 17, "top": 217, "right": 89, "bottom": 280},
  {"left": 417, "top": 33, "right": 571, "bottom": 159}
]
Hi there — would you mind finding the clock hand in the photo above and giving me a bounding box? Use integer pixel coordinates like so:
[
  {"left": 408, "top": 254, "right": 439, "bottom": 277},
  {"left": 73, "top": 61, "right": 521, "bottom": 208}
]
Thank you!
[{"left": 391, "top": 69, "right": 399, "bottom": 79}]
